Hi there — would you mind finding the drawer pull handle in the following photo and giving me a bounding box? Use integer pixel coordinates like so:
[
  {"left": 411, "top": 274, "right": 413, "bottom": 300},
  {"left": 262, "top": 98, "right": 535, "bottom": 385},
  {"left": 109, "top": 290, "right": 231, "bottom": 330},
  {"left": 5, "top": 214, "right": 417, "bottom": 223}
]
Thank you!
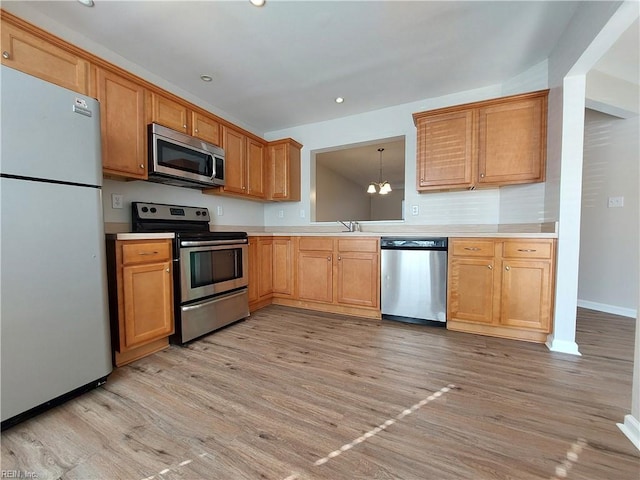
[
  {"left": 139, "top": 251, "right": 159, "bottom": 255},
  {"left": 517, "top": 249, "right": 537, "bottom": 252},
  {"left": 464, "top": 247, "right": 480, "bottom": 251}
]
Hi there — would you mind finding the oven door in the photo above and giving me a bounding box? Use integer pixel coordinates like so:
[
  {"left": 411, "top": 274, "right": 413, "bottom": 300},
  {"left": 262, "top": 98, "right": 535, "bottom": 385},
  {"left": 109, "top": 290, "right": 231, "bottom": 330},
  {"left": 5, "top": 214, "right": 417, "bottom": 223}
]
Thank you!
[{"left": 179, "top": 239, "right": 248, "bottom": 303}]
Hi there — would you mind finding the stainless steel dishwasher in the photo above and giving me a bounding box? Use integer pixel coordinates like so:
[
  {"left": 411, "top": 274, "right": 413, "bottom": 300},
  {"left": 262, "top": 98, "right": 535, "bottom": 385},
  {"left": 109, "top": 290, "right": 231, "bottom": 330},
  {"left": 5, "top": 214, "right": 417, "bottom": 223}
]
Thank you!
[{"left": 380, "top": 237, "right": 448, "bottom": 325}]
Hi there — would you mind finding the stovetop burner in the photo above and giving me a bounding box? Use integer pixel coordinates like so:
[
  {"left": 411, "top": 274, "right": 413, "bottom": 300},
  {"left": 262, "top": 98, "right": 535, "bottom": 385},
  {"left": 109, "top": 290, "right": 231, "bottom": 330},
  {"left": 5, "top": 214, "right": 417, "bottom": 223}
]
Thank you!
[{"left": 131, "top": 202, "right": 247, "bottom": 240}]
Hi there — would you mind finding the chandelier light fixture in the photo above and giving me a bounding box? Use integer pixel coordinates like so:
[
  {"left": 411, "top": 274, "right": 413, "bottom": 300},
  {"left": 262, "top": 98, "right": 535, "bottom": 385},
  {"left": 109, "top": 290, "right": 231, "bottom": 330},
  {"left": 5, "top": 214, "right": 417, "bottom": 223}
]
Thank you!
[{"left": 367, "top": 148, "right": 392, "bottom": 195}]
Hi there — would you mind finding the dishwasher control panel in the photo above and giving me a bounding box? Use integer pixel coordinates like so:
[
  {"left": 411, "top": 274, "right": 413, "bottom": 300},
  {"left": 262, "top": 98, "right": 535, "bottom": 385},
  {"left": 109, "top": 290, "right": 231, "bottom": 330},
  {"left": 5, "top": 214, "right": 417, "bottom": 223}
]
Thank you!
[{"left": 380, "top": 237, "right": 447, "bottom": 250}]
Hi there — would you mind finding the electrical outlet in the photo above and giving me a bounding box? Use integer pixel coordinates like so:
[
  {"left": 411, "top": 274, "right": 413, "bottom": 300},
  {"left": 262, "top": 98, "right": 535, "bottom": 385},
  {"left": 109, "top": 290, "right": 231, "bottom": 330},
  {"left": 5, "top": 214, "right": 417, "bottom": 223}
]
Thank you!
[
  {"left": 216, "top": 206, "right": 224, "bottom": 216},
  {"left": 111, "top": 194, "right": 123, "bottom": 209},
  {"left": 607, "top": 196, "right": 624, "bottom": 208},
  {"left": 411, "top": 205, "right": 419, "bottom": 216},
  {"left": 277, "top": 209, "right": 284, "bottom": 218}
]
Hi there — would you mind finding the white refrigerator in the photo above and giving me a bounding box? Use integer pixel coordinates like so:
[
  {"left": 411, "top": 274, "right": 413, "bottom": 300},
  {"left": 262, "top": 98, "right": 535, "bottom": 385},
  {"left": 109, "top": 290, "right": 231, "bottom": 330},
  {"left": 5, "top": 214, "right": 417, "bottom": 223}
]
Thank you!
[{"left": 0, "top": 65, "right": 113, "bottom": 429}]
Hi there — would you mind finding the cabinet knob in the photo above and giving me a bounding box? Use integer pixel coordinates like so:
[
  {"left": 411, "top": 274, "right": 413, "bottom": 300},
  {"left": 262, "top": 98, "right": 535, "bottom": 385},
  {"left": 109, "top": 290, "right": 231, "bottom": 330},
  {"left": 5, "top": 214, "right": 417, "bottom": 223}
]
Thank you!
[
  {"left": 327, "top": 256, "right": 331, "bottom": 261},
  {"left": 505, "top": 265, "right": 511, "bottom": 271},
  {"left": 166, "top": 268, "right": 170, "bottom": 273},
  {"left": 2, "top": 51, "right": 9, "bottom": 59},
  {"left": 338, "top": 256, "right": 341, "bottom": 261},
  {"left": 183, "top": 124, "right": 187, "bottom": 129},
  {"left": 480, "top": 173, "right": 485, "bottom": 178},
  {"left": 487, "top": 265, "right": 493, "bottom": 270},
  {"left": 139, "top": 164, "right": 145, "bottom": 169},
  {"left": 195, "top": 129, "right": 199, "bottom": 133}
]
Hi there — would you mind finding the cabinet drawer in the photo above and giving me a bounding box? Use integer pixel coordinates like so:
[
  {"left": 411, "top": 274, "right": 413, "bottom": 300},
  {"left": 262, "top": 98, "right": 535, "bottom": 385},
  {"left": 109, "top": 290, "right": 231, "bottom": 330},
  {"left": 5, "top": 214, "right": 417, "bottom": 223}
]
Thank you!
[
  {"left": 503, "top": 240, "right": 553, "bottom": 259},
  {"left": 298, "top": 237, "right": 334, "bottom": 252},
  {"left": 121, "top": 241, "right": 172, "bottom": 265},
  {"left": 451, "top": 239, "right": 495, "bottom": 257},
  {"left": 337, "top": 238, "right": 378, "bottom": 253}
]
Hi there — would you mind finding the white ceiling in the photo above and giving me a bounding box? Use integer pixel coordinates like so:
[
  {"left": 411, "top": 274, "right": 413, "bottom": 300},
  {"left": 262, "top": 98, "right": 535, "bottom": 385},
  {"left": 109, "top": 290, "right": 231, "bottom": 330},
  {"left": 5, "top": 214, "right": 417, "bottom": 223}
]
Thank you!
[{"left": 3, "top": 0, "right": 585, "bottom": 134}]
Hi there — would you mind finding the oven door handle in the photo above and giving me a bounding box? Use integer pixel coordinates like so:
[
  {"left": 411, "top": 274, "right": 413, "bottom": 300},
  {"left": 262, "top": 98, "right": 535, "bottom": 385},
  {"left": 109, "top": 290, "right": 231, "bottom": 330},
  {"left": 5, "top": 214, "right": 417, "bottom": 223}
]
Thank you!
[
  {"left": 181, "top": 289, "right": 247, "bottom": 311},
  {"left": 180, "top": 239, "right": 247, "bottom": 247}
]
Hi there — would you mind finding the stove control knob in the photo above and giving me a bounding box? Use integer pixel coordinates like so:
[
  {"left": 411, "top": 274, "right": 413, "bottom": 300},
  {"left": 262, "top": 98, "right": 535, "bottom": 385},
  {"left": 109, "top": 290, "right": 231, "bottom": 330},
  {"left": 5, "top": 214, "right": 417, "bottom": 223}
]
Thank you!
[
  {"left": 141, "top": 207, "right": 148, "bottom": 213},
  {"left": 196, "top": 211, "right": 201, "bottom": 216},
  {"left": 150, "top": 207, "right": 157, "bottom": 213}
]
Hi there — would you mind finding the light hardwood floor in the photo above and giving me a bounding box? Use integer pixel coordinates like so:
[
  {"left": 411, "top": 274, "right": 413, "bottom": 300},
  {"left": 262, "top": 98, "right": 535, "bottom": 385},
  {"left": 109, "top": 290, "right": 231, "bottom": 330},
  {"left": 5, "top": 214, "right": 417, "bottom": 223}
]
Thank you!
[{"left": 2, "top": 306, "right": 638, "bottom": 479}]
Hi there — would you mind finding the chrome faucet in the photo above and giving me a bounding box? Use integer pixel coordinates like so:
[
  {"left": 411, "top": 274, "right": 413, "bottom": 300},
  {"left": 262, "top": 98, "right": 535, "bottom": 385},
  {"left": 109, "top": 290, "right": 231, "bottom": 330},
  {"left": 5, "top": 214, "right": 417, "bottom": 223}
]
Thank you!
[{"left": 338, "top": 220, "right": 360, "bottom": 232}]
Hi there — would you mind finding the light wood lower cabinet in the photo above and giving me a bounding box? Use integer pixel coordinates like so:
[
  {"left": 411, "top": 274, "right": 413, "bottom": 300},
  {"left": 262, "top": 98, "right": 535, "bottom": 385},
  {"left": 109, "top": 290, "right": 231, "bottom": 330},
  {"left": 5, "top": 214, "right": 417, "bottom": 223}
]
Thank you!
[
  {"left": 276, "top": 237, "right": 380, "bottom": 319},
  {"left": 447, "top": 237, "right": 555, "bottom": 342},
  {"left": 248, "top": 236, "right": 274, "bottom": 311},
  {"left": 106, "top": 238, "right": 174, "bottom": 366}
]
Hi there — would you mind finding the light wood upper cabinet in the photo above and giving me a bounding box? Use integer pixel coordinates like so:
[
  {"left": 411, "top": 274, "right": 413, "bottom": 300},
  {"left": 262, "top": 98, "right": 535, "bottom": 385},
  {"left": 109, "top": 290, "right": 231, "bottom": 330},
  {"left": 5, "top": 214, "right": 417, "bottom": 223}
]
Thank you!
[
  {"left": 1, "top": 17, "right": 89, "bottom": 95},
  {"left": 148, "top": 92, "right": 189, "bottom": 133},
  {"left": 247, "top": 138, "right": 266, "bottom": 198},
  {"left": 95, "top": 68, "right": 147, "bottom": 179},
  {"left": 221, "top": 125, "right": 248, "bottom": 195},
  {"left": 214, "top": 126, "right": 266, "bottom": 199},
  {"left": 478, "top": 95, "right": 546, "bottom": 185},
  {"left": 415, "top": 110, "right": 476, "bottom": 190},
  {"left": 267, "top": 139, "right": 302, "bottom": 201},
  {"left": 413, "top": 90, "right": 548, "bottom": 191},
  {"left": 192, "top": 112, "right": 221, "bottom": 146},
  {"left": 447, "top": 237, "right": 555, "bottom": 343}
]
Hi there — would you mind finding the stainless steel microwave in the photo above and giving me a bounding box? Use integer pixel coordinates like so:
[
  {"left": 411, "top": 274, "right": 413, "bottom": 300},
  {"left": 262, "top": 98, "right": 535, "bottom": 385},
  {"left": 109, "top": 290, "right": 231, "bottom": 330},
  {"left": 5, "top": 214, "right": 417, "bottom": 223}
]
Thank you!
[{"left": 148, "top": 123, "right": 225, "bottom": 188}]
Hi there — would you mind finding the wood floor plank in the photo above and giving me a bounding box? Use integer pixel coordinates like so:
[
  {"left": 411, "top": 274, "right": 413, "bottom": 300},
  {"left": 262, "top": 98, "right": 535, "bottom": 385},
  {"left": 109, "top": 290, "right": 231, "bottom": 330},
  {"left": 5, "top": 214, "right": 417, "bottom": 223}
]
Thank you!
[{"left": 1, "top": 306, "right": 638, "bottom": 479}]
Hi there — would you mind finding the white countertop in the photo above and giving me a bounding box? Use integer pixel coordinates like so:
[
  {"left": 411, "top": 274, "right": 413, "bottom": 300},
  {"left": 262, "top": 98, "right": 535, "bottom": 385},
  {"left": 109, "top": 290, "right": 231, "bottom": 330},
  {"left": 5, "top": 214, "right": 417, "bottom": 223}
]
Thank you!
[{"left": 106, "top": 232, "right": 175, "bottom": 240}]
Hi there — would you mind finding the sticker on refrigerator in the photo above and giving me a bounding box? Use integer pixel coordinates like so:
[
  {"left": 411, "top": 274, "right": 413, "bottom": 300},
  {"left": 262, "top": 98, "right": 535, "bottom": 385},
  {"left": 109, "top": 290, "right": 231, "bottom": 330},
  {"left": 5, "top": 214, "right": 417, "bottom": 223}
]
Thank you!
[{"left": 73, "top": 97, "right": 92, "bottom": 117}]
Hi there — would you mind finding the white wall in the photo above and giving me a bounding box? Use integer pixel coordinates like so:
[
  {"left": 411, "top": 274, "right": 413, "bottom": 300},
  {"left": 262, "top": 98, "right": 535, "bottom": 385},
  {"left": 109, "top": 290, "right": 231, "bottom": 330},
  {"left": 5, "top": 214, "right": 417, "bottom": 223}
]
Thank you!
[
  {"left": 102, "top": 179, "right": 264, "bottom": 227},
  {"left": 315, "top": 164, "right": 370, "bottom": 222},
  {"left": 544, "top": 0, "right": 631, "bottom": 355},
  {"left": 263, "top": 80, "right": 552, "bottom": 228},
  {"left": 579, "top": 110, "right": 639, "bottom": 317}
]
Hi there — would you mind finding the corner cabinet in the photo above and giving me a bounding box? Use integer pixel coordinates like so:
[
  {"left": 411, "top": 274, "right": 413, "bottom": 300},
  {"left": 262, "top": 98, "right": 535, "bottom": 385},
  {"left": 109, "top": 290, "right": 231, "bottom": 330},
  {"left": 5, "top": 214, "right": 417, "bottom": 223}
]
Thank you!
[
  {"left": 413, "top": 90, "right": 548, "bottom": 191},
  {"left": 106, "top": 238, "right": 174, "bottom": 366},
  {"left": 447, "top": 237, "right": 556, "bottom": 343},
  {"left": 267, "top": 139, "right": 302, "bottom": 201}
]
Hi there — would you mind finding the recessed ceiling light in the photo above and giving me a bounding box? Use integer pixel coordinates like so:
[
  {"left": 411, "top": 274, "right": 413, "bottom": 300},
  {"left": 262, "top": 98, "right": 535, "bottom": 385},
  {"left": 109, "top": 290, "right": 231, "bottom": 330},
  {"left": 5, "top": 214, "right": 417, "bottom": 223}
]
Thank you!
[
  {"left": 335, "top": 97, "right": 344, "bottom": 104},
  {"left": 250, "top": 0, "right": 266, "bottom": 6},
  {"left": 77, "top": 0, "right": 94, "bottom": 6},
  {"left": 200, "top": 75, "right": 213, "bottom": 82}
]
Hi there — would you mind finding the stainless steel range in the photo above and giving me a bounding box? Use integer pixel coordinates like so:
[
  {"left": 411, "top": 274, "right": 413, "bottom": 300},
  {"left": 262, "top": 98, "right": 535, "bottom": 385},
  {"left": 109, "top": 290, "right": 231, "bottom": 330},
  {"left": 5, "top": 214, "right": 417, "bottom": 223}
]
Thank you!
[{"left": 132, "top": 202, "right": 249, "bottom": 344}]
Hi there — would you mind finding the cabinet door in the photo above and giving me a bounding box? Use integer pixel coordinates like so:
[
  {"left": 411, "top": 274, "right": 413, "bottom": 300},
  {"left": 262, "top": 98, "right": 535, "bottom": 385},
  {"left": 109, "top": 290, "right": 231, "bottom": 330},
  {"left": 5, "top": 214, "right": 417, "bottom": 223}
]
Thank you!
[
  {"left": 1, "top": 20, "right": 89, "bottom": 94},
  {"left": 258, "top": 238, "right": 273, "bottom": 298},
  {"left": 97, "top": 68, "right": 147, "bottom": 179},
  {"left": 297, "top": 251, "right": 333, "bottom": 303},
  {"left": 248, "top": 237, "right": 259, "bottom": 303},
  {"left": 448, "top": 256, "right": 496, "bottom": 324},
  {"left": 478, "top": 94, "right": 546, "bottom": 185},
  {"left": 273, "top": 237, "right": 293, "bottom": 296},
  {"left": 268, "top": 141, "right": 301, "bottom": 201},
  {"left": 247, "top": 138, "right": 266, "bottom": 198},
  {"left": 122, "top": 261, "right": 173, "bottom": 350},
  {"left": 336, "top": 251, "right": 379, "bottom": 308},
  {"left": 192, "top": 112, "right": 220, "bottom": 146},
  {"left": 221, "top": 126, "right": 246, "bottom": 194},
  {"left": 150, "top": 93, "right": 189, "bottom": 133},
  {"left": 500, "top": 259, "right": 552, "bottom": 331},
  {"left": 416, "top": 110, "right": 475, "bottom": 190}
]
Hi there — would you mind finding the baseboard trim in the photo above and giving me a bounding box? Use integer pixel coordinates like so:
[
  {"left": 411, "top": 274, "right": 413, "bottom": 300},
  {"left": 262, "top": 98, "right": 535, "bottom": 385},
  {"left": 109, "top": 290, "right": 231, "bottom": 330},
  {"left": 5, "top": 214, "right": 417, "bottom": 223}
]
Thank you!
[
  {"left": 617, "top": 414, "right": 640, "bottom": 451},
  {"left": 577, "top": 300, "right": 637, "bottom": 319},
  {"left": 545, "top": 335, "right": 581, "bottom": 356}
]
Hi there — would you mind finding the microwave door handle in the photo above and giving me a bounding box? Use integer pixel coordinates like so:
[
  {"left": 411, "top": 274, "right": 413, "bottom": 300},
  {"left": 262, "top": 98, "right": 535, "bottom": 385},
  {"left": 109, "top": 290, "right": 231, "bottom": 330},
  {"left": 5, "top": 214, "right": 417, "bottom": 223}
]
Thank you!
[{"left": 209, "top": 155, "right": 215, "bottom": 181}]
